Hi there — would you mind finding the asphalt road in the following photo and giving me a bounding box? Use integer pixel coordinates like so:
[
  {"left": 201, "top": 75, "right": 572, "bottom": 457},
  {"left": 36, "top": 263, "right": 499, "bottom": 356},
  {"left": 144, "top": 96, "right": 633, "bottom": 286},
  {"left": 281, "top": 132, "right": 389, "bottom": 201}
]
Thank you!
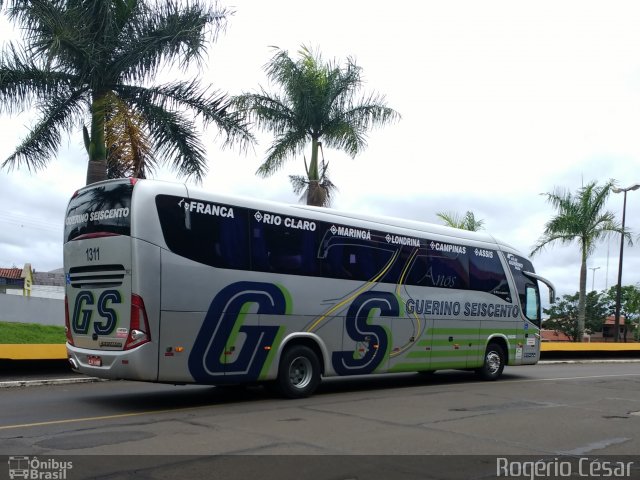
[{"left": 1, "top": 363, "right": 639, "bottom": 479}]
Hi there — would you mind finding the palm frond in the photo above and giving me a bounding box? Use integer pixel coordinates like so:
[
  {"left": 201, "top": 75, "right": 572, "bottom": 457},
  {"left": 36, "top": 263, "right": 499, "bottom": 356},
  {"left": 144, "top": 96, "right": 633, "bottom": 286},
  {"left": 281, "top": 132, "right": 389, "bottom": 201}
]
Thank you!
[
  {"left": 1, "top": 0, "right": 243, "bottom": 184},
  {"left": 436, "top": 211, "right": 484, "bottom": 231},
  {"left": 237, "top": 44, "right": 399, "bottom": 193},
  {"left": 533, "top": 180, "right": 622, "bottom": 257},
  {"left": 116, "top": 1, "right": 231, "bottom": 83},
  {"left": 0, "top": 44, "right": 78, "bottom": 113},
  {"left": 234, "top": 90, "right": 298, "bottom": 136},
  {"left": 288, "top": 153, "right": 337, "bottom": 207},
  {"left": 258, "top": 129, "right": 308, "bottom": 177},
  {"left": 288, "top": 173, "right": 337, "bottom": 207},
  {"left": 119, "top": 82, "right": 253, "bottom": 151},
  {"left": 2, "top": 88, "right": 86, "bottom": 171},
  {"left": 104, "top": 92, "right": 156, "bottom": 179},
  {"left": 132, "top": 100, "right": 207, "bottom": 182}
]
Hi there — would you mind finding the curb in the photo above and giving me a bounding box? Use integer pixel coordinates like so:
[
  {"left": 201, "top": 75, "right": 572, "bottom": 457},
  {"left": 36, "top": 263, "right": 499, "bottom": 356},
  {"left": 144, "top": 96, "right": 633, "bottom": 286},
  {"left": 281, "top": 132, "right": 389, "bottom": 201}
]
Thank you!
[
  {"left": 539, "top": 358, "right": 640, "bottom": 365},
  {"left": 0, "top": 376, "right": 102, "bottom": 389}
]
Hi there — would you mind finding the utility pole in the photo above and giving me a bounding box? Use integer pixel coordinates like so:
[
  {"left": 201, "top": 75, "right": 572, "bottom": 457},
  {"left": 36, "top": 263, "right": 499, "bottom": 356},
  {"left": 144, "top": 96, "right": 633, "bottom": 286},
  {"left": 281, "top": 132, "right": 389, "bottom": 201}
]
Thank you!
[{"left": 612, "top": 184, "right": 640, "bottom": 342}]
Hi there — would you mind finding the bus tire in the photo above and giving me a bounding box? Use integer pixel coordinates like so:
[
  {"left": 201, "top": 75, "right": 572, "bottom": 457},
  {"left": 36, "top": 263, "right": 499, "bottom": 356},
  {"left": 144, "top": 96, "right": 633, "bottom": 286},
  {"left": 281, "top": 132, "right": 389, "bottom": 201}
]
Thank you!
[
  {"left": 477, "top": 342, "right": 505, "bottom": 381},
  {"left": 276, "top": 345, "right": 321, "bottom": 398}
]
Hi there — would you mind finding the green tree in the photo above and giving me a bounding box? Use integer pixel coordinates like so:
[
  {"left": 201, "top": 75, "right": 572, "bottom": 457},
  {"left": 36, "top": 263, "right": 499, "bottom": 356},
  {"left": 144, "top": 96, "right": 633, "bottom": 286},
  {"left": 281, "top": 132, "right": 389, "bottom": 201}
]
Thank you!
[
  {"left": 437, "top": 211, "right": 485, "bottom": 231},
  {"left": 0, "top": 0, "right": 251, "bottom": 185},
  {"left": 543, "top": 291, "right": 609, "bottom": 341},
  {"left": 531, "top": 180, "right": 627, "bottom": 341},
  {"left": 234, "top": 45, "right": 400, "bottom": 206},
  {"left": 603, "top": 284, "right": 640, "bottom": 341}
]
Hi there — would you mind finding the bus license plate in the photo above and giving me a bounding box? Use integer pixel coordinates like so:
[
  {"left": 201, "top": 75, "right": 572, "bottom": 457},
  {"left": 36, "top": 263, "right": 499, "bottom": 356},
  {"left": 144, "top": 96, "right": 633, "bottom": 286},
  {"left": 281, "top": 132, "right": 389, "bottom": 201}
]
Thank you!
[{"left": 87, "top": 355, "right": 102, "bottom": 367}]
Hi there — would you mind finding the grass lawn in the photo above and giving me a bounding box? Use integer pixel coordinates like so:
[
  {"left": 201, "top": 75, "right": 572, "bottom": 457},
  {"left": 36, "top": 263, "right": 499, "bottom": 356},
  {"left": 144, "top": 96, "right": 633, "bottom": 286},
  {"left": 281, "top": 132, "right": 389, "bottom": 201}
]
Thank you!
[{"left": 0, "top": 321, "right": 66, "bottom": 344}]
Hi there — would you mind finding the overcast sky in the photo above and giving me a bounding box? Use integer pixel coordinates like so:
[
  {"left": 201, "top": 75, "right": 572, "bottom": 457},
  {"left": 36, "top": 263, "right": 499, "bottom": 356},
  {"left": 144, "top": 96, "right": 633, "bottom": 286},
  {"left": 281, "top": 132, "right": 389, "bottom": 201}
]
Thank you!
[{"left": 1, "top": 0, "right": 639, "bottom": 302}]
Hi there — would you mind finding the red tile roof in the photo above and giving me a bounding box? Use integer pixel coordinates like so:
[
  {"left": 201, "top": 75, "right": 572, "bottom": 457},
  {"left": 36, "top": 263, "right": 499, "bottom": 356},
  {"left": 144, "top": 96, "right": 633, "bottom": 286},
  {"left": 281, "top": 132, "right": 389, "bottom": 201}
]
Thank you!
[
  {"left": 604, "top": 315, "right": 625, "bottom": 325},
  {"left": 0, "top": 268, "right": 23, "bottom": 279},
  {"left": 541, "top": 329, "right": 572, "bottom": 342}
]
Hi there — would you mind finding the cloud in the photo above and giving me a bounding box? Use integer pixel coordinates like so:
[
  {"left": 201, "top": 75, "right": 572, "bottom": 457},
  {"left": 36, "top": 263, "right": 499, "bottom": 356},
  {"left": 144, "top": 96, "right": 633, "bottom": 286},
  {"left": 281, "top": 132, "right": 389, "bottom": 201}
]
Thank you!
[{"left": 0, "top": 0, "right": 639, "bottom": 301}]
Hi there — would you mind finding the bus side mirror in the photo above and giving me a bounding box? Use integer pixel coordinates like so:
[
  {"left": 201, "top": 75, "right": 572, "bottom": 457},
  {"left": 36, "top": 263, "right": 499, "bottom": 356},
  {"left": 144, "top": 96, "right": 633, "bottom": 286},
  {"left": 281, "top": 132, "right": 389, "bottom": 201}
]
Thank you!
[{"left": 523, "top": 271, "right": 555, "bottom": 304}]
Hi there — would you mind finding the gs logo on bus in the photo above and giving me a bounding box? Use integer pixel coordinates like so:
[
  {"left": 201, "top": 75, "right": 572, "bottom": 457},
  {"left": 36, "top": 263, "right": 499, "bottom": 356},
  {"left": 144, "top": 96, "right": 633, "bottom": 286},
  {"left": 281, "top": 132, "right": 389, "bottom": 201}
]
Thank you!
[
  {"left": 189, "top": 281, "right": 286, "bottom": 383},
  {"left": 71, "top": 290, "right": 121, "bottom": 335},
  {"left": 332, "top": 291, "right": 397, "bottom": 375},
  {"left": 189, "top": 281, "right": 400, "bottom": 383}
]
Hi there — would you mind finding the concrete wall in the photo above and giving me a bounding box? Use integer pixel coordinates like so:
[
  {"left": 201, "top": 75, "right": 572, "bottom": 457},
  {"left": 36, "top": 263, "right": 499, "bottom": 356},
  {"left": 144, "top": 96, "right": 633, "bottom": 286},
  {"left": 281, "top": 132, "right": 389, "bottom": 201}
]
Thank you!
[
  {"left": 0, "top": 293, "right": 64, "bottom": 326},
  {"left": 6, "top": 285, "right": 64, "bottom": 300}
]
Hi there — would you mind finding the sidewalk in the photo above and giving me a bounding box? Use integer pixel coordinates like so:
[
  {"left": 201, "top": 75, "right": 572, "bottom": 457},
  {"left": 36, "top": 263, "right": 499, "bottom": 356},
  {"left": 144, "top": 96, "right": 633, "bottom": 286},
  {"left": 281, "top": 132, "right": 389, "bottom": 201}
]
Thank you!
[{"left": 0, "top": 359, "right": 98, "bottom": 387}]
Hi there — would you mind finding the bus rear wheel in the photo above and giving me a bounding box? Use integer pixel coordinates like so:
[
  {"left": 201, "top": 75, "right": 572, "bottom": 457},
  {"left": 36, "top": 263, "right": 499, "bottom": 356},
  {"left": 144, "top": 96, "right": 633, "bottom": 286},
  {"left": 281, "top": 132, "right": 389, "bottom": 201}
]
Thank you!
[
  {"left": 476, "top": 342, "right": 505, "bottom": 381},
  {"left": 276, "top": 345, "right": 321, "bottom": 398}
]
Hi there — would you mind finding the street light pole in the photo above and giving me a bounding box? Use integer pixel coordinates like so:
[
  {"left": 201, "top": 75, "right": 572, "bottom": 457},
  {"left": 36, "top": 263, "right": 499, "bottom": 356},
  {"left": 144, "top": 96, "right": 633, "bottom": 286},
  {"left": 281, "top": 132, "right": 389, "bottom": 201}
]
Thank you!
[
  {"left": 589, "top": 266, "right": 600, "bottom": 291},
  {"left": 612, "top": 183, "right": 640, "bottom": 342}
]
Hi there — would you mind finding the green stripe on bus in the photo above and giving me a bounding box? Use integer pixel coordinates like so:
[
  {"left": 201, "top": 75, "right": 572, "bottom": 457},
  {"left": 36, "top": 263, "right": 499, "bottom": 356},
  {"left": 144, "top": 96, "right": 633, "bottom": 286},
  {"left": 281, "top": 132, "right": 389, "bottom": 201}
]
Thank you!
[{"left": 259, "top": 326, "right": 286, "bottom": 380}]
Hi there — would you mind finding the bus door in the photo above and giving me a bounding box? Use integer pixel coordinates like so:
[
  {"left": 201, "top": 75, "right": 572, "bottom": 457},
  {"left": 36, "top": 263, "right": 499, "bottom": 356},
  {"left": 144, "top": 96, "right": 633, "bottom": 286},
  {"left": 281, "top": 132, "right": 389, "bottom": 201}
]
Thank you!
[
  {"left": 521, "top": 282, "right": 541, "bottom": 361},
  {"left": 504, "top": 253, "right": 555, "bottom": 365}
]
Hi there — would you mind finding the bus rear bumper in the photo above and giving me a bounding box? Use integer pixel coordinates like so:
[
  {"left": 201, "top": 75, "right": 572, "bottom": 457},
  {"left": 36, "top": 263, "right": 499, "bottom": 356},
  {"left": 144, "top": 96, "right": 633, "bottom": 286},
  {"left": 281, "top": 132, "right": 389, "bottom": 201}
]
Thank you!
[{"left": 66, "top": 343, "right": 158, "bottom": 381}]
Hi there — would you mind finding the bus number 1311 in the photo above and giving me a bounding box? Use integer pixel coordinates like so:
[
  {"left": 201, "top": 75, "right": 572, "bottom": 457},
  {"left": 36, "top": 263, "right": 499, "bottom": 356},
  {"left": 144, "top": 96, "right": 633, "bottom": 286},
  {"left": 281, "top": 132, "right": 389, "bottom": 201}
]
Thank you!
[{"left": 86, "top": 247, "right": 99, "bottom": 262}]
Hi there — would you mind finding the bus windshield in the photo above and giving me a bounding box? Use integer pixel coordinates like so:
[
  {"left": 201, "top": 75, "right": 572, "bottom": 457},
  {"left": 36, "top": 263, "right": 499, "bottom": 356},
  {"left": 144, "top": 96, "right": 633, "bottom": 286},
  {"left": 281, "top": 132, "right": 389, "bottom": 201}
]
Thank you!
[{"left": 64, "top": 181, "right": 134, "bottom": 242}]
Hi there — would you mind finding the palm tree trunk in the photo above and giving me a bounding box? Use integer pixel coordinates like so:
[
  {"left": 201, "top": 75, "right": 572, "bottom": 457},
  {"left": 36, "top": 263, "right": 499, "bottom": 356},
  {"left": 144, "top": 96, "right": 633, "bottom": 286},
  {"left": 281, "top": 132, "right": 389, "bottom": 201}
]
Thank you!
[
  {"left": 577, "top": 249, "right": 588, "bottom": 341},
  {"left": 85, "top": 92, "right": 108, "bottom": 185},
  {"left": 306, "top": 137, "right": 321, "bottom": 206}
]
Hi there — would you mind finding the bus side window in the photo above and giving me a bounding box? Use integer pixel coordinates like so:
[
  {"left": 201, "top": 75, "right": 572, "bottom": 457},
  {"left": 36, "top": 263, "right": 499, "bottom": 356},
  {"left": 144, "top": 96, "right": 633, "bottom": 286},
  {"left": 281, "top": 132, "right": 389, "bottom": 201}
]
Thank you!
[
  {"left": 426, "top": 253, "right": 469, "bottom": 290},
  {"left": 155, "top": 195, "right": 250, "bottom": 269},
  {"left": 252, "top": 219, "right": 319, "bottom": 276},
  {"left": 405, "top": 253, "right": 427, "bottom": 286},
  {"left": 525, "top": 284, "right": 540, "bottom": 320},
  {"left": 340, "top": 244, "right": 372, "bottom": 280},
  {"left": 250, "top": 225, "right": 269, "bottom": 272},
  {"left": 469, "top": 253, "right": 510, "bottom": 301}
]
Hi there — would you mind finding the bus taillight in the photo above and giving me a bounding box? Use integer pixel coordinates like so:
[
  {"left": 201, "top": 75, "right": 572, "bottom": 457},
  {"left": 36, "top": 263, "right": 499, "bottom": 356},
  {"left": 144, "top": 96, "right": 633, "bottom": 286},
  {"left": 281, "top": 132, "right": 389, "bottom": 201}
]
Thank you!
[
  {"left": 64, "top": 295, "right": 74, "bottom": 346},
  {"left": 125, "top": 294, "right": 151, "bottom": 350}
]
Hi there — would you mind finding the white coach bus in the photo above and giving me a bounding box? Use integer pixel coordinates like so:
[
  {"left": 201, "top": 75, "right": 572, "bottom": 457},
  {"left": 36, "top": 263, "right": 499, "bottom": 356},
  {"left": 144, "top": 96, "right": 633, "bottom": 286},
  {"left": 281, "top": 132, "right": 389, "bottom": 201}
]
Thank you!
[{"left": 64, "top": 178, "right": 555, "bottom": 398}]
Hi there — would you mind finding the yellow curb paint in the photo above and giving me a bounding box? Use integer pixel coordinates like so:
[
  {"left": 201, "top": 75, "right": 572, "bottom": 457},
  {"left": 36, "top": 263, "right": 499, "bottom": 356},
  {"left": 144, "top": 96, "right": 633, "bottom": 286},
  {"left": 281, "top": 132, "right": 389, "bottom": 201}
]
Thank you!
[
  {"left": 1, "top": 342, "right": 638, "bottom": 360},
  {"left": 541, "top": 342, "right": 640, "bottom": 352},
  {"left": 0, "top": 344, "right": 67, "bottom": 360}
]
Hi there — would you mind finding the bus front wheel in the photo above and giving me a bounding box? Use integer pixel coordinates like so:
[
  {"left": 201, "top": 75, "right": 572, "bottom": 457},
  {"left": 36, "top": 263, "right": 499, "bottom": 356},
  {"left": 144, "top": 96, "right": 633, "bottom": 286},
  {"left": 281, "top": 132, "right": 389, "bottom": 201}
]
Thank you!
[
  {"left": 276, "top": 345, "right": 321, "bottom": 398},
  {"left": 476, "top": 343, "right": 505, "bottom": 381}
]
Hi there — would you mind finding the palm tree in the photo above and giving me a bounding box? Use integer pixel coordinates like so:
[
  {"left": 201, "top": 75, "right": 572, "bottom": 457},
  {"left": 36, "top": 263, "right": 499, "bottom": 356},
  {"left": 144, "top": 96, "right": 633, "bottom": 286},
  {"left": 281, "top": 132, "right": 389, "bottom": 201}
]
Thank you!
[
  {"left": 0, "top": 0, "right": 252, "bottom": 185},
  {"left": 437, "top": 211, "right": 485, "bottom": 231},
  {"left": 234, "top": 45, "right": 400, "bottom": 206},
  {"left": 531, "top": 180, "right": 628, "bottom": 341}
]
